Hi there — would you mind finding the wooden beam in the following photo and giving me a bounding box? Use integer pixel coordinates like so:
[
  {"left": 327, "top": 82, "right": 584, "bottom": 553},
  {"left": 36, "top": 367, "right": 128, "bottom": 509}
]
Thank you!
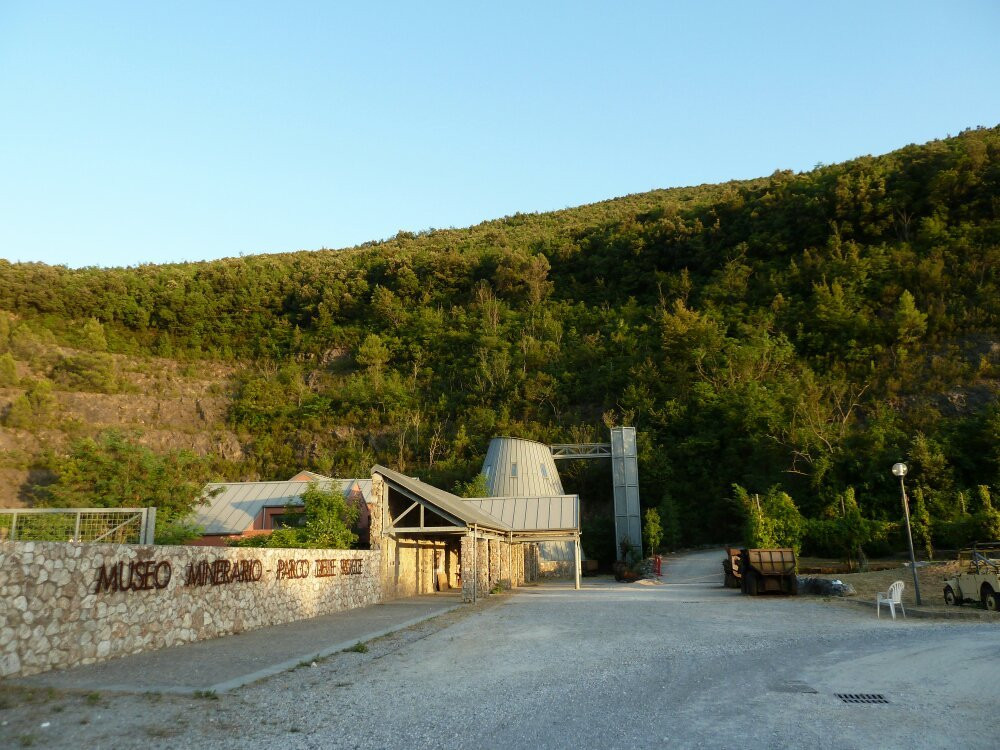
[
  {"left": 387, "top": 526, "right": 466, "bottom": 534},
  {"left": 387, "top": 482, "right": 465, "bottom": 527},
  {"left": 392, "top": 500, "right": 419, "bottom": 525}
]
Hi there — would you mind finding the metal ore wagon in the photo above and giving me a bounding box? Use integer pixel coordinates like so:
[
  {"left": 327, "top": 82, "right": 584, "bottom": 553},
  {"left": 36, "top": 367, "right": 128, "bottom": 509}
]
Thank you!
[{"left": 739, "top": 548, "right": 798, "bottom": 595}]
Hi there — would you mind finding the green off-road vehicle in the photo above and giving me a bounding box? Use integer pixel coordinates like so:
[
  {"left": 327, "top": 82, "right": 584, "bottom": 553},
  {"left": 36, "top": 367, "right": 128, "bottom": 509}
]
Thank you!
[{"left": 943, "top": 543, "right": 1000, "bottom": 610}]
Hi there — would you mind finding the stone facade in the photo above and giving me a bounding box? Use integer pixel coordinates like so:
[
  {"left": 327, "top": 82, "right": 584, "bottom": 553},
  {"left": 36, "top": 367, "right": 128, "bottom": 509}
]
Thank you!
[
  {"left": 460, "top": 535, "right": 538, "bottom": 602},
  {"left": 0, "top": 541, "right": 380, "bottom": 678}
]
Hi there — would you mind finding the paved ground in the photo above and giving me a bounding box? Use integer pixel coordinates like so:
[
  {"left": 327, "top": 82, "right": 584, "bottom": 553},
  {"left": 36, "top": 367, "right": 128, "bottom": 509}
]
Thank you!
[{"left": 2, "top": 549, "right": 998, "bottom": 749}]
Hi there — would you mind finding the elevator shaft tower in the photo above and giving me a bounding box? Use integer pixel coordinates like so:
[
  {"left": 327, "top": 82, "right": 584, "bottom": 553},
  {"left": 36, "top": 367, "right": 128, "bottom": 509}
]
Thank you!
[{"left": 550, "top": 426, "right": 642, "bottom": 561}]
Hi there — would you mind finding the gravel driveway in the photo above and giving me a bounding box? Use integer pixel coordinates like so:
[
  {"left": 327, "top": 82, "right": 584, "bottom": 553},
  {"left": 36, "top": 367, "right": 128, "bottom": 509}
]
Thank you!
[{"left": 3, "top": 548, "right": 997, "bottom": 749}]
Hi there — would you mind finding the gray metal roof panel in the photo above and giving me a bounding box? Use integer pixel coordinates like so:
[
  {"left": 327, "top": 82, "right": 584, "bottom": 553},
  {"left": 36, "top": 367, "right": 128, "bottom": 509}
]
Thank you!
[
  {"left": 465, "top": 495, "right": 579, "bottom": 531},
  {"left": 356, "top": 479, "right": 372, "bottom": 502},
  {"left": 196, "top": 478, "right": 369, "bottom": 535}
]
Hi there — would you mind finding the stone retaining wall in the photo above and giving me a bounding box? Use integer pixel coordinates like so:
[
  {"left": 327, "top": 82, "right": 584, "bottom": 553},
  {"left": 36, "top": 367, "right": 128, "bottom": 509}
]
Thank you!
[{"left": 0, "top": 541, "right": 380, "bottom": 678}]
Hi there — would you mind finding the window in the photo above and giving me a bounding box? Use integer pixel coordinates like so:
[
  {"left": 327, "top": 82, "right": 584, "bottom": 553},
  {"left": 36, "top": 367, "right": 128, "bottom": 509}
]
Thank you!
[
  {"left": 540, "top": 464, "right": 549, "bottom": 478},
  {"left": 270, "top": 512, "right": 306, "bottom": 529},
  {"left": 511, "top": 462, "right": 518, "bottom": 478}
]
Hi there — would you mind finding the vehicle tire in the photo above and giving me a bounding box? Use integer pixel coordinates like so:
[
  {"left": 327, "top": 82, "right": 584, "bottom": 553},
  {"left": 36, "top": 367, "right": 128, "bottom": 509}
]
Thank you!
[
  {"left": 943, "top": 586, "right": 957, "bottom": 606},
  {"left": 981, "top": 584, "right": 997, "bottom": 611},
  {"left": 744, "top": 571, "right": 758, "bottom": 596}
]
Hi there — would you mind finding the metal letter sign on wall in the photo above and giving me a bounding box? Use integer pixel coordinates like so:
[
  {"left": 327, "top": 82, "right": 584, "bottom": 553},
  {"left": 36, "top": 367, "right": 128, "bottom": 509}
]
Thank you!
[{"left": 611, "top": 427, "right": 642, "bottom": 560}]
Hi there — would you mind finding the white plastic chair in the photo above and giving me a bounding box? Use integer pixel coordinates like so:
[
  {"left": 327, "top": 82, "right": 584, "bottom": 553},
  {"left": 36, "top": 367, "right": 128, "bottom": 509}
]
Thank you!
[{"left": 876, "top": 580, "right": 906, "bottom": 620}]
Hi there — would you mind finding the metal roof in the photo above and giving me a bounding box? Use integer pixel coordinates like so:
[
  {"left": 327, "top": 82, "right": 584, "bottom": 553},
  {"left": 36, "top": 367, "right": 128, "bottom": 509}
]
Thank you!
[
  {"left": 481, "top": 437, "right": 565, "bottom": 497},
  {"left": 195, "top": 478, "right": 368, "bottom": 535},
  {"left": 288, "top": 470, "right": 335, "bottom": 482},
  {"left": 372, "top": 465, "right": 511, "bottom": 531},
  {"left": 465, "top": 495, "right": 579, "bottom": 531}
]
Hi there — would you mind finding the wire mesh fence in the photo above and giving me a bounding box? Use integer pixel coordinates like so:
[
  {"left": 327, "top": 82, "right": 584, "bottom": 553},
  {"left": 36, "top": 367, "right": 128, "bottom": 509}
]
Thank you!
[{"left": 0, "top": 508, "right": 154, "bottom": 544}]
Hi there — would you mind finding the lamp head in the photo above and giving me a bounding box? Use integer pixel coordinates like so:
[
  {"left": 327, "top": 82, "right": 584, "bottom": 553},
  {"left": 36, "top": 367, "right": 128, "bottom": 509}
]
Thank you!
[{"left": 892, "top": 462, "right": 908, "bottom": 478}]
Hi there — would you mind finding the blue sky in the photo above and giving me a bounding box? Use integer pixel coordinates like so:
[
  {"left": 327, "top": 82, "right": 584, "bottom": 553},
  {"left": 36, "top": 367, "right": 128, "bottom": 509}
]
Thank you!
[{"left": 1, "top": 1, "right": 999, "bottom": 268}]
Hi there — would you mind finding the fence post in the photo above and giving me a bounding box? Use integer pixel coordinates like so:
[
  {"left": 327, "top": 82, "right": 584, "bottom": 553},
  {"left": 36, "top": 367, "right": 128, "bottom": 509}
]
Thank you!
[
  {"left": 141, "top": 507, "right": 156, "bottom": 545},
  {"left": 73, "top": 511, "right": 82, "bottom": 543},
  {"left": 10, "top": 512, "right": 16, "bottom": 541}
]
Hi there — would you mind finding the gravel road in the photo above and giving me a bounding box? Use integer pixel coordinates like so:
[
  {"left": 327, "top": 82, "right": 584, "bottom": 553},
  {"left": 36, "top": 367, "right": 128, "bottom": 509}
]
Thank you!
[{"left": 3, "top": 548, "right": 997, "bottom": 749}]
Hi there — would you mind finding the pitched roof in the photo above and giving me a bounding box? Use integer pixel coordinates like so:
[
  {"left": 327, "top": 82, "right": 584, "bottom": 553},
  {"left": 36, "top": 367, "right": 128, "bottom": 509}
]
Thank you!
[
  {"left": 465, "top": 495, "right": 579, "bottom": 531},
  {"left": 288, "top": 470, "right": 334, "bottom": 482},
  {"left": 372, "top": 465, "right": 510, "bottom": 531},
  {"left": 195, "top": 478, "right": 367, "bottom": 535}
]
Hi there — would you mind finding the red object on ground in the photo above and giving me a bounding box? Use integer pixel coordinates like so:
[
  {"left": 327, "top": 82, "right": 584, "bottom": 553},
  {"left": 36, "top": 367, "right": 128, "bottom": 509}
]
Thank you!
[{"left": 654, "top": 555, "right": 662, "bottom": 576}]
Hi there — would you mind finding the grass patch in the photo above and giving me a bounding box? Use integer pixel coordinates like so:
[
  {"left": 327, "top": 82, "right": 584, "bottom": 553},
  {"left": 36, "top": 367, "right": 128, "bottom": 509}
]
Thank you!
[
  {"left": 343, "top": 642, "right": 368, "bottom": 654},
  {"left": 85, "top": 692, "right": 101, "bottom": 705},
  {"left": 192, "top": 690, "right": 218, "bottom": 700}
]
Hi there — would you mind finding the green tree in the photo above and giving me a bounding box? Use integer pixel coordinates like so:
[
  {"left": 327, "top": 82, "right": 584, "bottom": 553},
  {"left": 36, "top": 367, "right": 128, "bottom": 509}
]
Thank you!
[
  {"left": 3, "top": 378, "right": 55, "bottom": 428},
  {"left": 35, "top": 430, "right": 211, "bottom": 543},
  {"left": 301, "top": 482, "right": 360, "bottom": 548},
  {"left": 356, "top": 333, "right": 390, "bottom": 378},
  {"left": 453, "top": 472, "right": 490, "bottom": 498},
  {"left": 230, "top": 483, "right": 359, "bottom": 549},
  {"left": 736, "top": 484, "right": 805, "bottom": 554},
  {"left": 0, "top": 311, "right": 12, "bottom": 352},
  {"left": 80, "top": 317, "right": 108, "bottom": 351},
  {"left": 642, "top": 507, "right": 664, "bottom": 554},
  {"left": 50, "top": 352, "right": 119, "bottom": 392},
  {"left": 910, "top": 487, "right": 933, "bottom": 560},
  {"left": 0, "top": 352, "right": 17, "bottom": 386},
  {"left": 893, "top": 290, "right": 928, "bottom": 344}
]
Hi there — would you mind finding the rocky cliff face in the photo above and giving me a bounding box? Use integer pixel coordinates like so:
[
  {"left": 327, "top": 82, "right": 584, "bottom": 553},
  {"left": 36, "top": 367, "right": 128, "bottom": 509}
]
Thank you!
[{"left": 0, "top": 343, "right": 240, "bottom": 508}]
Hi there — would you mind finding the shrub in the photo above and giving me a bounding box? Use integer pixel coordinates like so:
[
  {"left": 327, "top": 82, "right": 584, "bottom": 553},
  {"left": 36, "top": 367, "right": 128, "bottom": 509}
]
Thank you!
[
  {"left": 735, "top": 484, "right": 804, "bottom": 554},
  {"left": 50, "top": 353, "right": 119, "bottom": 393},
  {"left": 80, "top": 318, "right": 108, "bottom": 352},
  {"left": 2, "top": 379, "right": 55, "bottom": 428},
  {"left": 453, "top": 472, "right": 490, "bottom": 498},
  {"left": 642, "top": 507, "right": 663, "bottom": 554},
  {"left": 0, "top": 352, "right": 17, "bottom": 386},
  {"left": 228, "top": 483, "right": 359, "bottom": 549},
  {"left": 910, "top": 487, "right": 934, "bottom": 559}
]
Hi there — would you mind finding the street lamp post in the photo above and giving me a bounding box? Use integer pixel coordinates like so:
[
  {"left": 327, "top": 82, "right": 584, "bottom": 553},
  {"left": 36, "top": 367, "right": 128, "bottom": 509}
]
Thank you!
[{"left": 892, "top": 462, "right": 922, "bottom": 605}]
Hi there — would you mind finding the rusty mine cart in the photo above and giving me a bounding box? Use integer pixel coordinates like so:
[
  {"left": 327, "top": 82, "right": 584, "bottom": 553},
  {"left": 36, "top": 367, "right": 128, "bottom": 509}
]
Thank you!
[
  {"left": 738, "top": 548, "right": 798, "bottom": 596},
  {"left": 943, "top": 543, "right": 1000, "bottom": 610}
]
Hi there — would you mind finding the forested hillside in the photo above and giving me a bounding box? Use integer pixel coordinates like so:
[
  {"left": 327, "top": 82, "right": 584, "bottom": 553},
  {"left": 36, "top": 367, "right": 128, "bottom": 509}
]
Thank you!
[{"left": 1, "top": 126, "right": 998, "bottom": 557}]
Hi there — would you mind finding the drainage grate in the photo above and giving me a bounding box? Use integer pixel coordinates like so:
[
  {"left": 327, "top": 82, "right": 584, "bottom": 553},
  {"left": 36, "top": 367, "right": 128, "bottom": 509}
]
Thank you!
[{"left": 836, "top": 693, "right": 890, "bottom": 704}]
